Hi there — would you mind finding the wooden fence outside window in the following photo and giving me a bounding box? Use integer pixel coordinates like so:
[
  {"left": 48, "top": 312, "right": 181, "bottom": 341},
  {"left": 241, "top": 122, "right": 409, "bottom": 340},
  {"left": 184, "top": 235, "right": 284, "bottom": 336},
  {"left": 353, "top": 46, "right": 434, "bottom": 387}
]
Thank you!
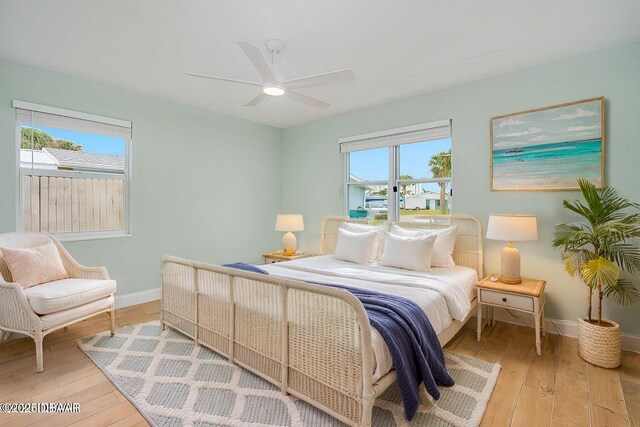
[{"left": 21, "top": 170, "right": 126, "bottom": 234}]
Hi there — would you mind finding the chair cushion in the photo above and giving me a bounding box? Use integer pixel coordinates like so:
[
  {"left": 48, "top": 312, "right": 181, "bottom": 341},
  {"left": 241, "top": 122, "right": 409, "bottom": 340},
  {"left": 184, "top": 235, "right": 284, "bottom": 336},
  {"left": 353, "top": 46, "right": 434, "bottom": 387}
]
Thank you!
[
  {"left": 23, "top": 278, "right": 116, "bottom": 315},
  {"left": 40, "top": 295, "right": 114, "bottom": 331},
  {"left": 0, "top": 240, "right": 68, "bottom": 288}
]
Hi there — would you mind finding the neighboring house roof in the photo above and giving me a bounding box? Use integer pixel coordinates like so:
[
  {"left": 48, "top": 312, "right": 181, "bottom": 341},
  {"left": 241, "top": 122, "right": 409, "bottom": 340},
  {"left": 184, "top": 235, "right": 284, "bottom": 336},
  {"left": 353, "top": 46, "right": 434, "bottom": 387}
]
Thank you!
[
  {"left": 349, "top": 174, "right": 377, "bottom": 191},
  {"left": 20, "top": 149, "right": 58, "bottom": 167},
  {"left": 44, "top": 148, "right": 124, "bottom": 172}
]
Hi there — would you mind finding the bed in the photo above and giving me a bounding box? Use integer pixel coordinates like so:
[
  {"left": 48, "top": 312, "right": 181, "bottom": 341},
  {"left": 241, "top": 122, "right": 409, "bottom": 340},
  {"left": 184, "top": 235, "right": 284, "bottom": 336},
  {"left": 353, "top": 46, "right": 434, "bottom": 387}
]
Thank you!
[{"left": 161, "top": 215, "right": 483, "bottom": 426}]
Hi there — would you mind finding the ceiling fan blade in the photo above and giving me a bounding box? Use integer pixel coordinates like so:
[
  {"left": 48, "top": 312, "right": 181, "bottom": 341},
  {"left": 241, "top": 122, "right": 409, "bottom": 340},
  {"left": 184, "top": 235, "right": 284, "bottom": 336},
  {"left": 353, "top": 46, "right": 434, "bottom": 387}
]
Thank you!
[
  {"left": 185, "top": 72, "right": 262, "bottom": 87},
  {"left": 283, "top": 69, "right": 355, "bottom": 90},
  {"left": 238, "top": 41, "right": 277, "bottom": 83},
  {"left": 244, "top": 93, "right": 269, "bottom": 107},
  {"left": 285, "top": 90, "right": 330, "bottom": 110}
]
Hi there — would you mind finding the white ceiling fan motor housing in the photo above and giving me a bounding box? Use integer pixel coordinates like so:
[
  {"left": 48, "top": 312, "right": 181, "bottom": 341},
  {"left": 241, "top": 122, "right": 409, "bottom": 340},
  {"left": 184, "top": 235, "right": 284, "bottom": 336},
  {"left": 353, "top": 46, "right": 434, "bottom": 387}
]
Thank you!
[{"left": 265, "top": 39, "right": 285, "bottom": 55}]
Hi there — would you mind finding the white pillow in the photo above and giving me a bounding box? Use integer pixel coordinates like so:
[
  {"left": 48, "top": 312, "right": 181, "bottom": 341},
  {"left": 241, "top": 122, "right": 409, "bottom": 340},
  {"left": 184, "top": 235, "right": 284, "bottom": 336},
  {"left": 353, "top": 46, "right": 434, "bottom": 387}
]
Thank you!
[
  {"left": 390, "top": 225, "right": 458, "bottom": 268},
  {"left": 341, "top": 222, "right": 387, "bottom": 262},
  {"left": 333, "top": 228, "right": 378, "bottom": 264},
  {"left": 379, "top": 233, "right": 437, "bottom": 271}
]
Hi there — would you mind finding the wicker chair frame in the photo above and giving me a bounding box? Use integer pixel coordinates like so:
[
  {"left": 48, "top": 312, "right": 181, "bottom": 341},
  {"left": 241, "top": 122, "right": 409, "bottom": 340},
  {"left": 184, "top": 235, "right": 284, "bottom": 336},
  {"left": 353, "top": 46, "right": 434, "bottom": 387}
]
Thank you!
[
  {"left": 0, "top": 233, "right": 116, "bottom": 372},
  {"left": 161, "top": 215, "right": 482, "bottom": 426}
]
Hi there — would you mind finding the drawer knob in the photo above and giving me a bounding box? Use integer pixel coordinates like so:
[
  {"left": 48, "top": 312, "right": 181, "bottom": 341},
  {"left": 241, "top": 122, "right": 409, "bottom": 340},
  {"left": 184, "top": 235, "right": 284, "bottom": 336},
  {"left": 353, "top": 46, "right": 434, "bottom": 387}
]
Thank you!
[{"left": 502, "top": 297, "right": 507, "bottom": 302}]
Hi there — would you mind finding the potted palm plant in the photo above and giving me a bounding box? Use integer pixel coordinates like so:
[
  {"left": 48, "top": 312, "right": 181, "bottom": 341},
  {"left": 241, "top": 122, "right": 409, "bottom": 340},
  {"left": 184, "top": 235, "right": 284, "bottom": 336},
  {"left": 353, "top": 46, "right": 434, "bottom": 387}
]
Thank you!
[{"left": 553, "top": 179, "right": 640, "bottom": 368}]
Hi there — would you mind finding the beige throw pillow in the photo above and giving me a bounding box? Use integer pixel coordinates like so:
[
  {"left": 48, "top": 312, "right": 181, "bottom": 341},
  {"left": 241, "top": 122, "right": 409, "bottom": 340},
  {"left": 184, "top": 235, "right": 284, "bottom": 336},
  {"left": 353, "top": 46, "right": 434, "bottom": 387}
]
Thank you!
[{"left": 0, "top": 240, "right": 69, "bottom": 288}]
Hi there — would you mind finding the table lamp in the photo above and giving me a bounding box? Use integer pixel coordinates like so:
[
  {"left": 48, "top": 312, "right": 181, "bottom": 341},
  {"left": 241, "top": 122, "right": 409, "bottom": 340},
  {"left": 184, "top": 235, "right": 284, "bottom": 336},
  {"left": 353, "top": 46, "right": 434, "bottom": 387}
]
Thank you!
[
  {"left": 275, "top": 214, "right": 304, "bottom": 255},
  {"left": 486, "top": 214, "right": 538, "bottom": 284}
]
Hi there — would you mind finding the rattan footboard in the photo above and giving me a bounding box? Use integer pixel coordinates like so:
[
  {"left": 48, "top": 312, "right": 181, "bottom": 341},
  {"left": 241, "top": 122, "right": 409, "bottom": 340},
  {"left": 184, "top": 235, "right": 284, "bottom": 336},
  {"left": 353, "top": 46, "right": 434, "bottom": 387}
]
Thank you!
[{"left": 162, "top": 256, "right": 377, "bottom": 426}]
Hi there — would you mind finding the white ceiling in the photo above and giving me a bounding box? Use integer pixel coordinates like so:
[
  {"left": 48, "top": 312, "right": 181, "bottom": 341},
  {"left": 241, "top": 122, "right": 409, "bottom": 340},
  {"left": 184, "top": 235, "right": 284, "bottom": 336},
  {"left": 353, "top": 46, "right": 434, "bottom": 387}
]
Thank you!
[{"left": 1, "top": 1, "right": 639, "bottom": 129}]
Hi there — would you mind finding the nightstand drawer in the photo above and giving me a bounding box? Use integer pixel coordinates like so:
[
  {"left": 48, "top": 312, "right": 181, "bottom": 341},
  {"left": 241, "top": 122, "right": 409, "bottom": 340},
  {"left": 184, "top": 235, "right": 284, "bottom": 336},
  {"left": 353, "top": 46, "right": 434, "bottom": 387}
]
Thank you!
[{"left": 480, "top": 289, "right": 533, "bottom": 312}]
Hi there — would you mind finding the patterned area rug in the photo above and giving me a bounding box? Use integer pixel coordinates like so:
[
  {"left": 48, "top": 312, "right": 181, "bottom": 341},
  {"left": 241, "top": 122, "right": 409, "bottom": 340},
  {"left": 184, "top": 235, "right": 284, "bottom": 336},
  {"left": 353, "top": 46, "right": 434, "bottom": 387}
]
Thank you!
[{"left": 77, "top": 321, "right": 500, "bottom": 427}]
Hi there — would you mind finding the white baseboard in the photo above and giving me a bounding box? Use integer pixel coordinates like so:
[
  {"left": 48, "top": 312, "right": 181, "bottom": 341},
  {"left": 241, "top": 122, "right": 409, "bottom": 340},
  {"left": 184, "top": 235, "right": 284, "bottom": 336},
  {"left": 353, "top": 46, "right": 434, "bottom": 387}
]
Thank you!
[
  {"left": 479, "top": 307, "right": 640, "bottom": 353},
  {"left": 114, "top": 287, "right": 161, "bottom": 309}
]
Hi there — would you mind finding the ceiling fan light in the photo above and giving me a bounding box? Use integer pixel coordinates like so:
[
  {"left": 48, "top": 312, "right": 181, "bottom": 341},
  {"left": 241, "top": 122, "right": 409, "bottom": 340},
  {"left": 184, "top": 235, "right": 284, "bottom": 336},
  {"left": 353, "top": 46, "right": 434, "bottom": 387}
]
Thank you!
[{"left": 263, "top": 84, "right": 285, "bottom": 96}]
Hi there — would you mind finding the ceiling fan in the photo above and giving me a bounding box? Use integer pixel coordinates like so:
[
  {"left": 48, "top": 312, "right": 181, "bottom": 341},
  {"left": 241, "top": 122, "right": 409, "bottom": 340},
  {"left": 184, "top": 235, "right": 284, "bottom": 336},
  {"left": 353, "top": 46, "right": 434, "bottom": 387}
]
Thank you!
[{"left": 185, "top": 39, "right": 355, "bottom": 109}]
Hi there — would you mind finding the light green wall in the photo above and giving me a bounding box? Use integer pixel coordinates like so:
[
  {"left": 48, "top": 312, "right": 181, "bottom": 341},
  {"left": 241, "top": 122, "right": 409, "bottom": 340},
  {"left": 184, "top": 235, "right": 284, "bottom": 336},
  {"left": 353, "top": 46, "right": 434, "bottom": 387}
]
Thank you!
[
  {"left": 2, "top": 42, "right": 638, "bottom": 333},
  {"left": 281, "top": 41, "right": 640, "bottom": 334},
  {"left": 0, "top": 59, "right": 282, "bottom": 295}
]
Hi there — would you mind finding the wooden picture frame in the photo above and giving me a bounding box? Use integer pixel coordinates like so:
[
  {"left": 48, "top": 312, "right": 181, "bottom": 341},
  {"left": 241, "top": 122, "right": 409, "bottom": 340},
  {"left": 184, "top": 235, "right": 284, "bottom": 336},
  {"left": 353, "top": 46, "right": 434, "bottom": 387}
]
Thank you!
[{"left": 490, "top": 97, "right": 605, "bottom": 191}]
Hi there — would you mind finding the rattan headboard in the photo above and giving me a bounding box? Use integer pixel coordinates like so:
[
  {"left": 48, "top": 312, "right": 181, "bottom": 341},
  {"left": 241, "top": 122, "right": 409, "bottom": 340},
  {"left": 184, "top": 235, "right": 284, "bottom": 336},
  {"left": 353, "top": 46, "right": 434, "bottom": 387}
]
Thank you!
[{"left": 320, "top": 215, "right": 483, "bottom": 278}]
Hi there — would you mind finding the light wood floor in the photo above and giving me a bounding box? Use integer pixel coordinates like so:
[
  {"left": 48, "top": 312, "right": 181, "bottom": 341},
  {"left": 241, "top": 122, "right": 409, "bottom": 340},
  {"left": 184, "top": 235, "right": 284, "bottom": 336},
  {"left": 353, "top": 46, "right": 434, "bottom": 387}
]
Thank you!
[
  {"left": 446, "top": 320, "right": 639, "bottom": 427},
  {"left": 0, "top": 301, "right": 638, "bottom": 426}
]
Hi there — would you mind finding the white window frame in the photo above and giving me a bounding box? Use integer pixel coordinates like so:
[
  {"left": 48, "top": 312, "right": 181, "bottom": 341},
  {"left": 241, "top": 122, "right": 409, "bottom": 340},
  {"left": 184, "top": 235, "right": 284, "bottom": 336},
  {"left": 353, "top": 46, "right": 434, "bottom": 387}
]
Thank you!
[
  {"left": 341, "top": 120, "right": 452, "bottom": 222},
  {"left": 14, "top": 100, "right": 133, "bottom": 241}
]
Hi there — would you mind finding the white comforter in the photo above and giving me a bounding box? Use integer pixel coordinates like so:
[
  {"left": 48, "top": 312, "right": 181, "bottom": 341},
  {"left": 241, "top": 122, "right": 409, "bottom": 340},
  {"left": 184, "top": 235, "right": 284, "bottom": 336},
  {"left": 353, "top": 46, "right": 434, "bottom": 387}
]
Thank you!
[{"left": 262, "top": 255, "right": 477, "bottom": 382}]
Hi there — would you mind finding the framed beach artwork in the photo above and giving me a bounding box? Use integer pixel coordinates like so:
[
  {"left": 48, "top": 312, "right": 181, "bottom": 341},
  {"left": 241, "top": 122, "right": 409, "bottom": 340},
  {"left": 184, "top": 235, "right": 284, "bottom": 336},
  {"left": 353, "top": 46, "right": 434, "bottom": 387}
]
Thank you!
[{"left": 490, "top": 97, "right": 604, "bottom": 191}]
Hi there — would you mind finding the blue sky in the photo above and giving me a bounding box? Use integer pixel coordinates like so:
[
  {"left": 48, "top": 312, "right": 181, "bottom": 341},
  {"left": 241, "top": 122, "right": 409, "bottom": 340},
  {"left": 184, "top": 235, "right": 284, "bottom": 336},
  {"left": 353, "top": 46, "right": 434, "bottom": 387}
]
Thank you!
[
  {"left": 25, "top": 125, "right": 125, "bottom": 156},
  {"left": 350, "top": 138, "right": 451, "bottom": 181}
]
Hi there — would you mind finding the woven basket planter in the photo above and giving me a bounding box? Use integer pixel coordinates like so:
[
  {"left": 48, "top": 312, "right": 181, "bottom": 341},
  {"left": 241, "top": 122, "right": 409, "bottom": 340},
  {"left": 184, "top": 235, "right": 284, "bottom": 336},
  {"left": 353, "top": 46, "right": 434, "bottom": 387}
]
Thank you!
[{"left": 577, "top": 317, "right": 621, "bottom": 368}]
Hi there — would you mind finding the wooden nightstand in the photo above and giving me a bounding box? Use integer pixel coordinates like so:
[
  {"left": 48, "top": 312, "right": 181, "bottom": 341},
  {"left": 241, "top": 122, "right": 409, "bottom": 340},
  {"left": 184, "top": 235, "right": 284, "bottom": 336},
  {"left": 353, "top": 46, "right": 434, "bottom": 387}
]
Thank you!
[
  {"left": 263, "top": 252, "right": 314, "bottom": 265},
  {"left": 476, "top": 276, "right": 547, "bottom": 355}
]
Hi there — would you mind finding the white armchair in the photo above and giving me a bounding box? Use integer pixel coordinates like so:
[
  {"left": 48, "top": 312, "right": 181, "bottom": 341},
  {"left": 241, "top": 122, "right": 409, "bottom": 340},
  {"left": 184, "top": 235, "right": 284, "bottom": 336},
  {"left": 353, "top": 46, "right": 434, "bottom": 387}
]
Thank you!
[{"left": 0, "top": 232, "right": 116, "bottom": 372}]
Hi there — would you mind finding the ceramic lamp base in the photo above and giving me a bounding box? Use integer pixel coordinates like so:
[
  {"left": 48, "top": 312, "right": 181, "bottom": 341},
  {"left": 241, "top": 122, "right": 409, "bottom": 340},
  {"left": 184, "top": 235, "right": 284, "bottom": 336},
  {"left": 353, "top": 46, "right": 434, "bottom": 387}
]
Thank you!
[
  {"left": 282, "top": 231, "right": 297, "bottom": 255},
  {"left": 500, "top": 243, "right": 521, "bottom": 284}
]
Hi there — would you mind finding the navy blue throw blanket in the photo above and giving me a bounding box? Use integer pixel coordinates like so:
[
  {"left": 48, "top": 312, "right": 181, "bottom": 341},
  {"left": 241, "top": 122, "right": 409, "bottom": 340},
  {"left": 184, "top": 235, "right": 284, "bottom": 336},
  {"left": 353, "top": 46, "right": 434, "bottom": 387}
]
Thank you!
[
  {"left": 222, "top": 262, "right": 270, "bottom": 275},
  {"left": 321, "top": 283, "right": 453, "bottom": 420},
  {"left": 223, "top": 263, "right": 453, "bottom": 420}
]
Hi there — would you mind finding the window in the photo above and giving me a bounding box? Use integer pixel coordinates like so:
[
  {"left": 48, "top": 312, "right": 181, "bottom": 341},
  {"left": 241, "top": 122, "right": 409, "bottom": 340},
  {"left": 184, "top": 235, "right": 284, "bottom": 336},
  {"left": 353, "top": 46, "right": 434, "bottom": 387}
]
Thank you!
[
  {"left": 15, "top": 101, "right": 131, "bottom": 239},
  {"left": 341, "top": 120, "right": 451, "bottom": 223}
]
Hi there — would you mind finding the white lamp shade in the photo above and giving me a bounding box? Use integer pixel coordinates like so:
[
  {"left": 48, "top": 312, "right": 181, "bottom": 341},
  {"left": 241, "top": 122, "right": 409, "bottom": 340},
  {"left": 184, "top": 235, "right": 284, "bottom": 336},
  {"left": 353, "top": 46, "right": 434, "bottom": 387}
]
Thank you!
[
  {"left": 275, "top": 214, "right": 304, "bottom": 232},
  {"left": 486, "top": 215, "right": 538, "bottom": 242}
]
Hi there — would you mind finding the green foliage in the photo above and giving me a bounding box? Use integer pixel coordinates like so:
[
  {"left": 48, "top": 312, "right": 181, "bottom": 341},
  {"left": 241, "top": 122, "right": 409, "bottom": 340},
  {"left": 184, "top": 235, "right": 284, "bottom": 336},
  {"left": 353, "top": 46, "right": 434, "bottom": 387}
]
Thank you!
[
  {"left": 54, "top": 139, "right": 81, "bottom": 151},
  {"left": 560, "top": 249, "right": 596, "bottom": 278},
  {"left": 428, "top": 148, "right": 451, "bottom": 178},
  {"left": 21, "top": 127, "right": 82, "bottom": 151},
  {"left": 581, "top": 257, "right": 619, "bottom": 289},
  {"left": 553, "top": 178, "right": 640, "bottom": 323},
  {"left": 428, "top": 148, "right": 452, "bottom": 214},
  {"left": 603, "top": 279, "right": 640, "bottom": 306}
]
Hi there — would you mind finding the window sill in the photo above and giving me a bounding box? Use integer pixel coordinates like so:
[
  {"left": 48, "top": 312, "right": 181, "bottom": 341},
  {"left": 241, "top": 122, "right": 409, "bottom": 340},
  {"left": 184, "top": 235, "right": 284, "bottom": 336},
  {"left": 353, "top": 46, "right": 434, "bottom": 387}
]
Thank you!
[{"left": 56, "top": 233, "right": 132, "bottom": 243}]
